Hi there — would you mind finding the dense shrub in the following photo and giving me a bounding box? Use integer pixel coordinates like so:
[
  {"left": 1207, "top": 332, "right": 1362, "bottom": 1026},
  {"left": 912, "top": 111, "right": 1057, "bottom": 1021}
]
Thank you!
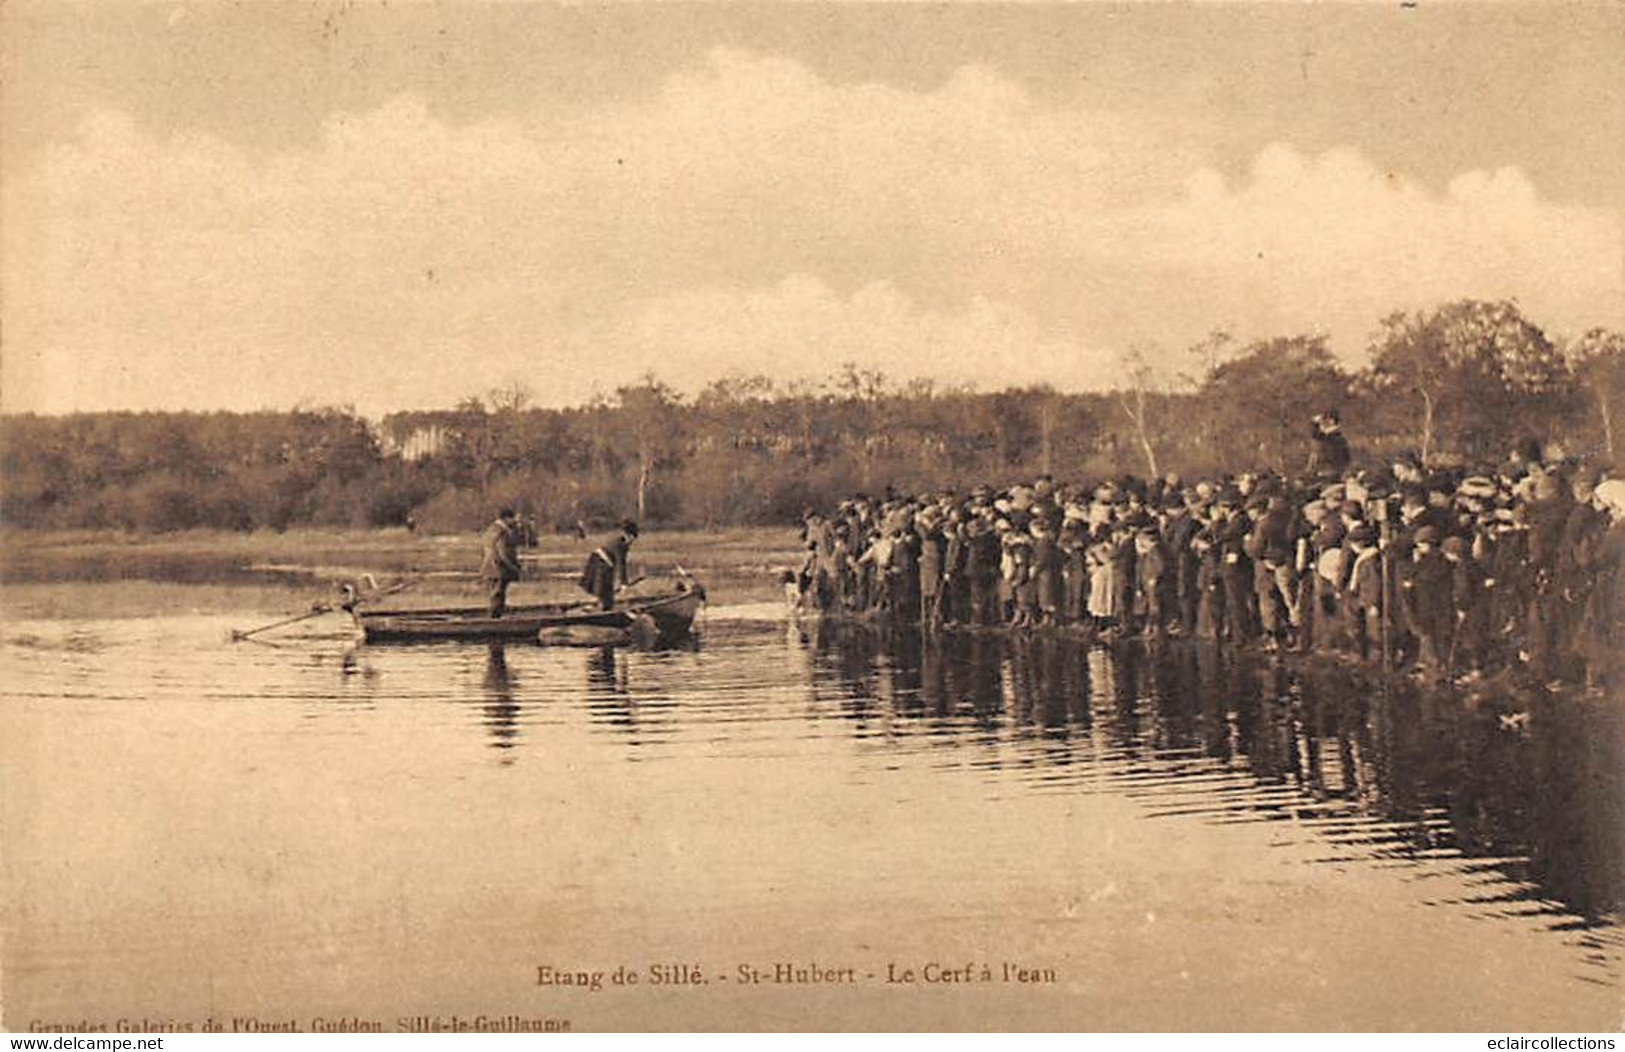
[{"left": 2, "top": 304, "right": 1620, "bottom": 534}]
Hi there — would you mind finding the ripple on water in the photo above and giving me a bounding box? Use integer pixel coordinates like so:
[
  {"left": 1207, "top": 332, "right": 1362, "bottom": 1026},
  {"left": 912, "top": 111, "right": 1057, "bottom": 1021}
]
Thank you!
[{"left": 2, "top": 607, "right": 1620, "bottom": 1011}]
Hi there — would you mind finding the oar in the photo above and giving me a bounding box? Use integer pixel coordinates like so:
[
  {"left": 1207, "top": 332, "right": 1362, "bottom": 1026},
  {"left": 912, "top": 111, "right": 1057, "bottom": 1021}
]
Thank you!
[
  {"left": 231, "top": 603, "right": 335, "bottom": 642},
  {"left": 231, "top": 578, "right": 416, "bottom": 641},
  {"left": 617, "top": 574, "right": 648, "bottom": 594},
  {"left": 344, "top": 578, "right": 416, "bottom": 608}
]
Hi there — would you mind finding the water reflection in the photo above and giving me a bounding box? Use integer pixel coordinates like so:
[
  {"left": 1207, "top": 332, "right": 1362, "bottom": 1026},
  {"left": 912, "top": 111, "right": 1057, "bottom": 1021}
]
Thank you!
[
  {"left": 793, "top": 623, "right": 1623, "bottom": 927},
  {"left": 582, "top": 644, "right": 694, "bottom": 756},
  {"left": 4, "top": 608, "right": 1620, "bottom": 1023},
  {"left": 480, "top": 645, "right": 520, "bottom": 755}
]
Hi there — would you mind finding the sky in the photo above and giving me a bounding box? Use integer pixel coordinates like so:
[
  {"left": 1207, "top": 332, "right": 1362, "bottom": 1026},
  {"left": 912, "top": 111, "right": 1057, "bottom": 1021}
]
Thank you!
[{"left": 2, "top": 2, "right": 1622, "bottom": 416}]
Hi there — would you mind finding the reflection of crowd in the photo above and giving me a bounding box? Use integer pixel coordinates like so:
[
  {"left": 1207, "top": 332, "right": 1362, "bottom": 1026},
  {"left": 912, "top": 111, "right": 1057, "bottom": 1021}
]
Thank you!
[{"left": 794, "top": 439, "right": 1625, "bottom": 688}]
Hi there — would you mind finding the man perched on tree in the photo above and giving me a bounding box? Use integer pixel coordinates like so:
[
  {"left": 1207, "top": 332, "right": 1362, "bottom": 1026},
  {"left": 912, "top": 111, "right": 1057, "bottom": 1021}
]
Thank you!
[{"left": 1307, "top": 410, "right": 1351, "bottom": 478}]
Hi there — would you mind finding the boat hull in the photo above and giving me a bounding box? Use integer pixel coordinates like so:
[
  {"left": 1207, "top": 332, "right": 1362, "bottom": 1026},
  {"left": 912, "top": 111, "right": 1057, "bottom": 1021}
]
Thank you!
[{"left": 354, "top": 589, "right": 704, "bottom": 644}]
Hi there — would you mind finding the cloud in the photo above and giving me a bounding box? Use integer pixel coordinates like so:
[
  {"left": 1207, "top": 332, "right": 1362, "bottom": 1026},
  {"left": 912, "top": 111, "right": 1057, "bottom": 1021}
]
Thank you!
[
  {"left": 1101, "top": 145, "right": 1623, "bottom": 358},
  {"left": 2, "top": 48, "right": 1620, "bottom": 414},
  {"left": 603, "top": 275, "right": 1112, "bottom": 396}
]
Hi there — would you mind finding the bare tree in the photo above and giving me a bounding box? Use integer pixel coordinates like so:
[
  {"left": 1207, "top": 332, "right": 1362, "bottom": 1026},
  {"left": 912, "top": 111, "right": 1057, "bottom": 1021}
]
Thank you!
[
  {"left": 1569, "top": 328, "right": 1625, "bottom": 458},
  {"left": 1116, "top": 346, "right": 1162, "bottom": 477},
  {"left": 486, "top": 380, "right": 534, "bottom": 414},
  {"left": 613, "top": 373, "right": 682, "bottom": 523}
]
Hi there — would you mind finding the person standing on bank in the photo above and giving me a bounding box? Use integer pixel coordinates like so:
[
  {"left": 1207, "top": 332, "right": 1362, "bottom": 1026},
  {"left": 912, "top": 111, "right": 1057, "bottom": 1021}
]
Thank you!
[
  {"left": 581, "top": 519, "right": 639, "bottom": 610},
  {"left": 480, "top": 507, "right": 523, "bottom": 618}
]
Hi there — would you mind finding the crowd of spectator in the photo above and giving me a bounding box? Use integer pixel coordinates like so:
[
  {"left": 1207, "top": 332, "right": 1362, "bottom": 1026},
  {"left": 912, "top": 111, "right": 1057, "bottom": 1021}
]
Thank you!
[{"left": 792, "top": 427, "right": 1625, "bottom": 690}]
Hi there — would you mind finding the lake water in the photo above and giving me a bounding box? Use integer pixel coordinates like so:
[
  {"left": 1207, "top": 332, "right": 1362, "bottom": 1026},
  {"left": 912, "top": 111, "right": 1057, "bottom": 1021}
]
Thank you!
[{"left": 3, "top": 601, "right": 1621, "bottom": 1031}]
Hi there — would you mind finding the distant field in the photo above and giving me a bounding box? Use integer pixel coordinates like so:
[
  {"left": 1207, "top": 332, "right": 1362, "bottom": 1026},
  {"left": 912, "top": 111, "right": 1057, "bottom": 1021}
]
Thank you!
[{"left": 0, "top": 526, "right": 803, "bottom": 618}]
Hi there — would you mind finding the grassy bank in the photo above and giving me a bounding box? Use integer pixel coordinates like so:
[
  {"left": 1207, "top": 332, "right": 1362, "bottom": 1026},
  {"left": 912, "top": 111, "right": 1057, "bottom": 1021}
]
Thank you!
[
  {"left": 1, "top": 526, "right": 803, "bottom": 618},
  {"left": 2, "top": 581, "right": 320, "bottom": 620}
]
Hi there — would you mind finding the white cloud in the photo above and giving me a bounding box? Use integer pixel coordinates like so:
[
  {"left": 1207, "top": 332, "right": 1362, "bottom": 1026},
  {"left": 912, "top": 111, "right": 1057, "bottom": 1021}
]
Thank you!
[
  {"left": 604, "top": 275, "right": 1112, "bottom": 395},
  {"left": 2, "top": 48, "right": 1619, "bottom": 414},
  {"left": 1106, "top": 145, "right": 1623, "bottom": 358}
]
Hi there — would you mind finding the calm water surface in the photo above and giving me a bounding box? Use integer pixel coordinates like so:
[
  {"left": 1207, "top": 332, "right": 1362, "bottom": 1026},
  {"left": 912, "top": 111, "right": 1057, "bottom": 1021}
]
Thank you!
[{"left": 3, "top": 601, "right": 1621, "bottom": 1031}]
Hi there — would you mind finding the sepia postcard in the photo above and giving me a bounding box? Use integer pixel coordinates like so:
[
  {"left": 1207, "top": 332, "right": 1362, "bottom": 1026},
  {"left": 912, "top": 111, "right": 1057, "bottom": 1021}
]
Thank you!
[{"left": 2, "top": 1, "right": 1622, "bottom": 1034}]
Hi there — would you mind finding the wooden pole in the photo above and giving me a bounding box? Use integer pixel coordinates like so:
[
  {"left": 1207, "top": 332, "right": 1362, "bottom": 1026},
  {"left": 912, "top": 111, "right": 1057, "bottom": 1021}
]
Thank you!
[
  {"left": 1378, "top": 507, "right": 1393, "bottom": 673},
  {"left": 231, "top": 604, "right": 332, "bottom": 642}
]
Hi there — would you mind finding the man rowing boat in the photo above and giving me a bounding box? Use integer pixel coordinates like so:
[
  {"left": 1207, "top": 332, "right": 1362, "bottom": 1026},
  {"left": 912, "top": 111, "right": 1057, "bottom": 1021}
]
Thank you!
[{"left": 579, "top": 519, "right": 639, "bottom": 610}]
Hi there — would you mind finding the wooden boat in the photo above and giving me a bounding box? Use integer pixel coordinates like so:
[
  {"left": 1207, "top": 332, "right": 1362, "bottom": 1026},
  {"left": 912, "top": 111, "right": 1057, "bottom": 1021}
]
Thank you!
[{"left": 351, "top": 586, "right": 705, "bottom": 644}]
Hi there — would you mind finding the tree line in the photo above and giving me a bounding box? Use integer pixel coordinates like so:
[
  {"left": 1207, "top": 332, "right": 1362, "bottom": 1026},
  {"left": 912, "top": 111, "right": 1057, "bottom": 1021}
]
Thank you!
[{"left": 3, "top": 299, "right": 1621, "bottom": 535}]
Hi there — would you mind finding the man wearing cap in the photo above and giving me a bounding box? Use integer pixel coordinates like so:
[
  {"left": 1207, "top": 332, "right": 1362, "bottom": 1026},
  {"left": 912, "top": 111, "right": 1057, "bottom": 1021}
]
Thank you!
[
  {"left": 1161, "top": 494, "right": 1200, "bottom": 636},
  {"left": 1059, "top": 518, "right": 1089, "bottom": 625},
  {"left": 1030, "top": 517, "right": 1063, "bottom": 626},
  {"left": 915, "top": 510, "right": 945, "bottom": 628},
  {"left": 480, "top": 507, "right": 523, "bottom": 618},
  {"left": 1344, "top": 524, "right": 1383, "bottom": 660},
  {"left": 1132, "top": 526, "right": 1168, "bottom": 635},
  {"left": 1402, "top": 525, "right": 1454, "bottom": 677},
  {"left": 1248, "top": 494, "right": 1299, "bottom": 650},
  {"left": 941, "top": 511, "right": 968, "bottom": 624},
  {"left": 965, "top": 514, "right": 1002, "bottom": 625},
  {"left": 1215, "top": 493, "right": 1257, "bottom": 642},
  {"left": 1192, "top": 525, "right": 1227, "bottom": 640}
]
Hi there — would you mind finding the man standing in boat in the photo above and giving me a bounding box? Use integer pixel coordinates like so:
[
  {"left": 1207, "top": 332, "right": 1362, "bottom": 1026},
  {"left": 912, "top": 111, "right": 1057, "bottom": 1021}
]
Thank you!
[
  {"left": 581, "top": 519, "right": 639, "bottom": 610},
  {"left": 480, "top": 507, "right": 523, "bottom": 618}
]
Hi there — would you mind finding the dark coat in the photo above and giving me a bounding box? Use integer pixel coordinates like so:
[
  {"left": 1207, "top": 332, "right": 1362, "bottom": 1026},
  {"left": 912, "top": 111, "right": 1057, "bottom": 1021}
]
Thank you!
[
  {"left": 1308, "top": 427, "right": 1351, "bottom": 476},
  {"left": 580, "top": 532, "right": 633, "bottom": 598},
  {"left": 1525, "top": 493, "right": 1574, "bottom": 573},
  {"left": 1031, "top": 533, "right": 1062, "bottom": 612},
  {"left": 1404, "top": 549, "right": 1455, "bottom": 640},
  {"left": 1163, "top": 512, "right": 1199, "bottom": 591},
  {"left": 1248, "top": 507, "right": 1295, "bottom": 567},
  {"left": 917, "top": 526, "right": 945, "bottom": 597},
  {"left": 1133, "top": 541, "right": 1168, "bottom": 619},
  {"left": 1449, "top": 554, "right": 1489, "bottom": 656}
]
